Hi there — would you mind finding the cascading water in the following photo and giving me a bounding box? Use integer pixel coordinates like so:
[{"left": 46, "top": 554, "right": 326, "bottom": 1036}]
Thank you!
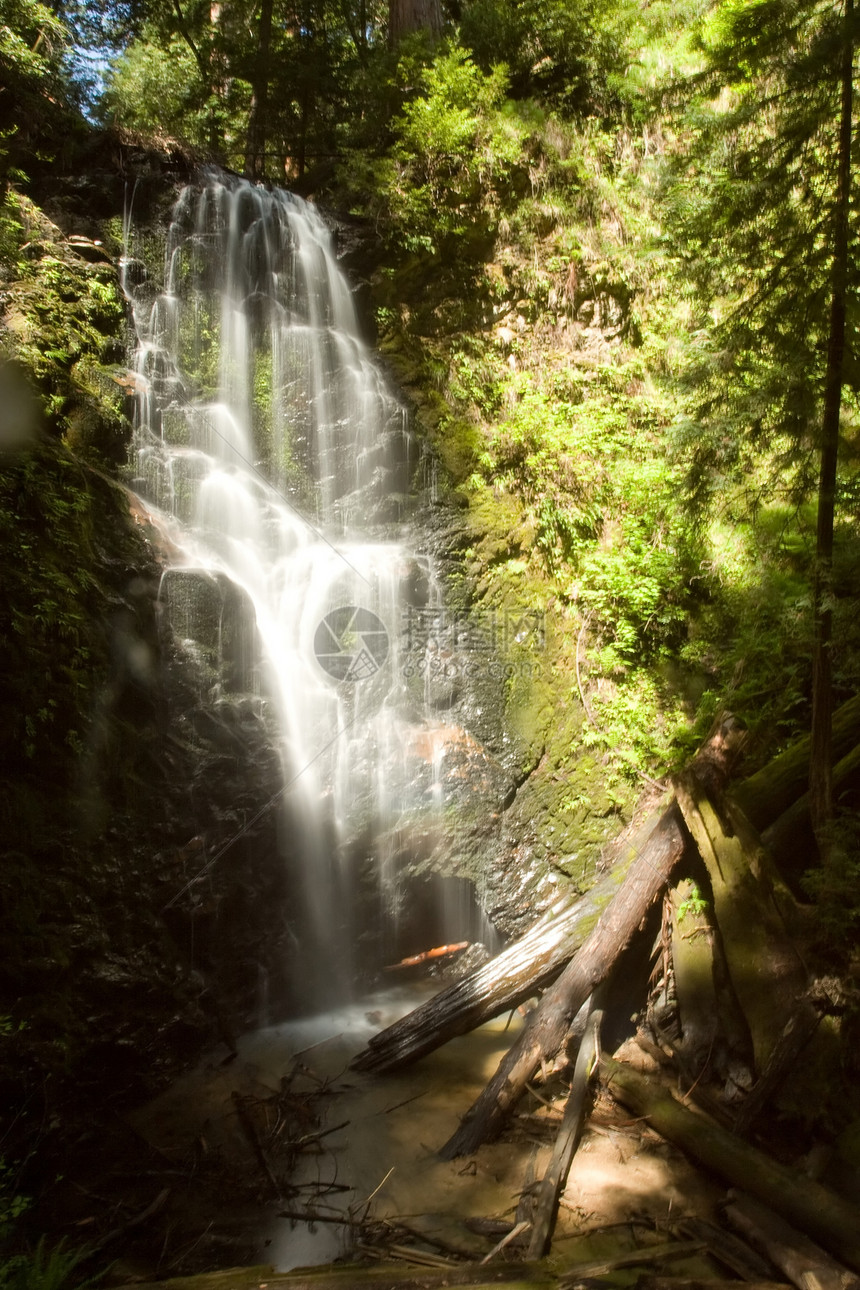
[{"left": 123, "top": 169, "right": 489, "bottom": 1014}]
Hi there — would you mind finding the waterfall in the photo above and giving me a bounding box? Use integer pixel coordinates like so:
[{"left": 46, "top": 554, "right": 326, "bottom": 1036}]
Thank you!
[{"left": 122, "top": 169, "right": 484, "bottom": 1014}]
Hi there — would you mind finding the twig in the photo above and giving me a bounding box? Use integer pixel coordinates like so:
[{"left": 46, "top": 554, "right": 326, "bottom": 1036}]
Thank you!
[
  {"left": 559, "top": 1239, "right": 707, "bottom": 1286},
  {"left": 480, "top": 1219, "right": 531, "bottom": 1262},
  {"left": 278, "top": 1209, "right": 349, "bottom": 1226},
  {"left": 352, "top": 1165, "right": 395, "bottom": 1221},
  {"left": 525, "top": 1082, "right": 561, "bottom": 1110},
  {"left": 292, "top": 1119, "right": 350, "bottom": 1148}
]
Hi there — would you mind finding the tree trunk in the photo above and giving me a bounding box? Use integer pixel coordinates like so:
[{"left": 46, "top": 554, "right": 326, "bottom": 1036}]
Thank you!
[
  {"left": 244, "top": 0, "right": 274, "bottom": 180},
  {"left": 673, "top": 779, "right": 808, "bottom": 1072},
  {"left": 388, "top": 0, "right": 442, "bottom": 45},
  {"left": 809, "top": 0, "right": 854, "bottom": 848},
  {"left": 601, "top": 1055, "right": 860, "bottom": 1274}
]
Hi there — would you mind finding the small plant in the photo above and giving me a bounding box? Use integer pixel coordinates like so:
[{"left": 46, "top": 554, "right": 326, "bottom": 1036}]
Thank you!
[
  {"left": 0, "top": 1239, "right": 99, "bottom": 1290},
  {"left": 676, "top": 881, "right": 709, "bottom": 923}
]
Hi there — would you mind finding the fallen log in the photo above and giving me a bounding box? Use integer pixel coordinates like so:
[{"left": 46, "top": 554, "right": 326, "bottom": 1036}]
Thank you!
[
  {"left": 352, "top": 799, "right": 670, "bottom": 1074},
  {"left": 438, "top": 801, "right": 688, "bottom": 1158},
  {"left": 723, "top": 1191, "right": 860, "bottom": 1290},
  {"left": 438, "top": 720, "right": 744, "bottom": 1160},
  {"left": 526, "top": 994, "right": 603, "bottom": 1259},
  {"left": 600, "top": 1055, "right": 860, "bottom": 1274},
  {"left": 673, "top": 779, "right": 808, "bottom": 1071},
  {"left": 728, "top": 694, "right": 860, "bottom": 830},
  {"left": 384, "top": 943, "right": 470, "bottom": 971},
  {"left": 762, "top": 741, "right": 860, "bottom": 871}
]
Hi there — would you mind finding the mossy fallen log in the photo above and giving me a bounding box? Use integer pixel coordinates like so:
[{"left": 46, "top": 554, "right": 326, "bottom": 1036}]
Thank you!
[
  {"left": 762, "top": 741, "right": 860, "bottom": 867},
  {"left": 600, "top": 1055, "right": 860, "bottom": 1274},
  {"left": 673, "top": 778, "right": 808, "bottom": 1071},
  {"left": 438, "top": 722, "right": 747, "bottom": 1166},
  {"left": 728, "top": 694, "right": 860, "bottom": 830},
  {"left": 438, "top": 799, "right": 691, "bottom": 1159},
  {"left": 437, "top": 721, "right": 743, "bottom": 1160}
]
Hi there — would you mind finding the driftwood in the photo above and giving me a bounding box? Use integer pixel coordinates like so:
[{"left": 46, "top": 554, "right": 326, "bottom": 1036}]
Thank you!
[
  {"left": 600, "top": 1055, "right": 860, "bottom": 1274},
  {"left": 352, "top": 799, "right": 671, "bottom": 1075},
  {"left": 723, "top": 1191, "right": 860, "bottom": 1290},
  {"left": 438, "top": 720, "right": 744, "bottom": 1160},
  {"left": 384, "top": 943, "right": 469, "bottom": 971},
  {"left": 526, "top": 995, "right": 603, "bottom": 1259}
]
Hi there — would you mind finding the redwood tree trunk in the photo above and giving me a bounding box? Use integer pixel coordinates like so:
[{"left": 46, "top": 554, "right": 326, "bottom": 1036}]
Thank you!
[{"left": 388, "top": 0, "right": 442, "bottom": 44}]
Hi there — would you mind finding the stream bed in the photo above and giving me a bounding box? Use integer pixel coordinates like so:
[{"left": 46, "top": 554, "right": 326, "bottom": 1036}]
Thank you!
[{"left": 126, "top": 986, "right": 722, "bottom": 1278}]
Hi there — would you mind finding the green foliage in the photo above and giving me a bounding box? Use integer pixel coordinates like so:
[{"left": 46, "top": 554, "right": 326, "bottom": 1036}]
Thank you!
[
  {"left": 100, "top": 32, "right": 208, "bottom": 145},
  {"left": 358, "top": 42, "right": 528, "bottom": 256},
  {"left": 0, "top": 1239, "right": 98, "bottom": 1290},
  {"left": 1, "top": 194, "right": 128, "bottom": 462},
  {"left": 676, "top": 880, "right": 708, "bottom": 922},
  {"left": 664, "top": 0, "right": 859, "bottom": 514},
  {"left": 486, "top": 384, "right": 603, "bottom": 568},
  {"left": 0, "top": 0, "right": 73, "bottom": 178},
  {"left": 458, "top": 0, "right": 632, "bottom": 115}
]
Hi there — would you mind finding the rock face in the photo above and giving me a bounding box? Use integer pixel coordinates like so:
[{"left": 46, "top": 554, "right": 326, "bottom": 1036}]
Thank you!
[{"left": 1, "top": 487, "right": 295, "bottom": 1125}]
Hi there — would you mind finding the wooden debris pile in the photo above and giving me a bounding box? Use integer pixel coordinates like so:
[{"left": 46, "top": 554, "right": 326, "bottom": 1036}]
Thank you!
[{"left": 347, "top": 700, "right": 860, "bottom": 1290}]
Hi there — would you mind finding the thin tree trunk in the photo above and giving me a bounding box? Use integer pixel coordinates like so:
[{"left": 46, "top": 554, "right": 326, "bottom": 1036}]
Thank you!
[
  {"left": 245, "top": 0, "right": 274, "bottom": 180},
  {"left": 809, "top": 0, "right": 854, "bottom": 849}
]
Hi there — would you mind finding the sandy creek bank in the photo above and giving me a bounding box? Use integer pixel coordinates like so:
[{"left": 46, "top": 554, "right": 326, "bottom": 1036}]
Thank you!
[{"left": 120, "top": 984, "right": 722, "bottom": 1282}]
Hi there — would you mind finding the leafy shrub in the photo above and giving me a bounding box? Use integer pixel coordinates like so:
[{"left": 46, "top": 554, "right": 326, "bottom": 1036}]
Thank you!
[{"left": 368, "top": 42, "right": 528, "bottom": 256}]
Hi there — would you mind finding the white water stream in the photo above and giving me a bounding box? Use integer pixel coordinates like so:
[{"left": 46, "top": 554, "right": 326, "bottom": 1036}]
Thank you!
[{"left": 123, "top": 170, "right": 489, "bottom": 1011}]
